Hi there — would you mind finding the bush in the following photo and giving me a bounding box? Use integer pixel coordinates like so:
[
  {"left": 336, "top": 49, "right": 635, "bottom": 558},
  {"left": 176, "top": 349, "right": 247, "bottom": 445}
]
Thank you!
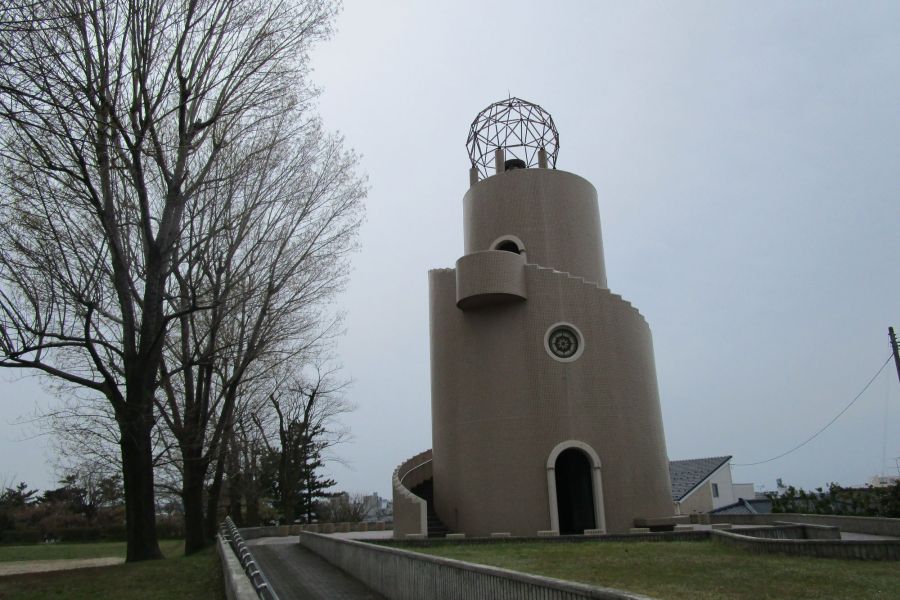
[
  {"left": 156, "top": 518, "right": 184, "bottom": 540},
  {"left": 57, "top": 526, "right": 127, "bottom": 542},
  {"left": 0, "top": 526, "right": 127, "bottom": 544},
  {"left": 0, "top": 529, "right": 43, "bottom": 544},
  {"left": 771, "top": 481, "right": 900, "bottom": 517}
]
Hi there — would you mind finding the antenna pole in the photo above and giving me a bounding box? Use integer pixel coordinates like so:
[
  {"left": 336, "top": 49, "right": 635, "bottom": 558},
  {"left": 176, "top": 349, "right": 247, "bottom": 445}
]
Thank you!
[{"left": 890, "top": 327, "right": 900, "bottom": 385}]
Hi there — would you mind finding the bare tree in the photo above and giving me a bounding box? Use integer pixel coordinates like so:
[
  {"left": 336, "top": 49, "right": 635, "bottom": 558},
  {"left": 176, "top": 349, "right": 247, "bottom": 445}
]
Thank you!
[
  {"left": 225, "top": 409, "right": 271, "bottom": 526},
  {"left": 316, "top": 492, "right": 368, "bottom": 523},
  {"left": 0, "top": 0, "right": 338, "bottom": 561},
  {"left": 155, "top": 110, "right": 363, "bottom": 552},
  {"left": 253, "top": 366, "right": 352, "bottom": 523},
  {"left": 45, "top": 392, "right": 178, "bottom": 498}
]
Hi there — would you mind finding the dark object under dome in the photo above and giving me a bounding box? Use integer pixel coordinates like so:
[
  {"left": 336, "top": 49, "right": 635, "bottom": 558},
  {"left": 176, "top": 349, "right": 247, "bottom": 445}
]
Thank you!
[{"left": 467, "top": 97, "right": 559, "bottom": 180}]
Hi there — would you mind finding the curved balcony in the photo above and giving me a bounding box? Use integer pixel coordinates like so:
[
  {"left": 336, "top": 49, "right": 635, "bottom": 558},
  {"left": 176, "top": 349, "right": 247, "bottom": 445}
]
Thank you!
[{"left": 455, "top": 250, "right": 527, "bottom": 310}]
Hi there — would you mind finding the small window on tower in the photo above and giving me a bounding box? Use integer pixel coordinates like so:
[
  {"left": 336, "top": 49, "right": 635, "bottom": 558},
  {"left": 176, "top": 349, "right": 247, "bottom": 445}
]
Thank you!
[
  {"left": 494, "top": 240, "right": 521, "bottom": 254},
  {"left": 712, "top": 483, "right": 719, "bottom": 498},
  {"left": 543, "top": 323, "right": 585, "bottom": 363}
]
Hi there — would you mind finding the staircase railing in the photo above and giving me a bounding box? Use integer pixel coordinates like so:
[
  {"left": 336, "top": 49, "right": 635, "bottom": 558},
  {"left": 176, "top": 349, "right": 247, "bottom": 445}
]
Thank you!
[
  {"left": 220, "top": 516, "right": 280, "bottom": 600},
  {"left": 392, "top": 449, "right": 433, "bottom": 537}
]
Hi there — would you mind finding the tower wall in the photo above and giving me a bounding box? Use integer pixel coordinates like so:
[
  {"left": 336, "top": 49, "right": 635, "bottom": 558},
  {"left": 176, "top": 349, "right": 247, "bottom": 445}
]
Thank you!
[
  {"left": 429, "top": 168, "right": 672, "bottom": 536},
  {"left": 463, "top": 169, "right": 607, "bottom": 287}
]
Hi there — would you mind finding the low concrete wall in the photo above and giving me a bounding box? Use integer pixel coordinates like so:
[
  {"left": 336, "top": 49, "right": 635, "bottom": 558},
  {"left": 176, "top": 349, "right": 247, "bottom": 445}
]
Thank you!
[
  {"left": 725, "top": 525, "right": 806, "bottom": 540},
  {"left": 378, "top": 529, "right": 711, "bottom": 548},
  {"left": 723, "top": 524, "right": 837, "bottom": 541},
  {"left": 237, "top": 522, "right": 391, "bottom": 539},
  {"left": 709, "top": 513, "right": 900, "bottom": 537},
  {"left": 712, "top": 529, "right": 900, "bottom": 560},
  {"left": 298, "top": 531, "right": 658, "bottom": 600},
  {"left": 773, "top": 521, "right": 840, "bottom": 540},
  {"left": 216, "top": 535, "right": 259, "bottom": 600}
]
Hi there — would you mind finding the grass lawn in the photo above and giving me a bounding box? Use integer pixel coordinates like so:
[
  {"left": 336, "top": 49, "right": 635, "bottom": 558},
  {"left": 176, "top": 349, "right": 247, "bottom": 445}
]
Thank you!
[
  {"left": 412, "top": 540, "right": 900, "bottom": 600},
  {"left": 0, "top": 542, "right": 224, "bottom": 600},
  {"left": 0, "top": 540, "right": 183, "bottom": 562}
]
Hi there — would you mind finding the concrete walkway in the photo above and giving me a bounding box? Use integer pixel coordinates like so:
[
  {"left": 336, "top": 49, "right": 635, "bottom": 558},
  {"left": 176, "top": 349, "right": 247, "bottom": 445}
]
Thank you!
[
  {"left": 247, "top": 537, "right": 384, "bottom": 600},
  {"left": 0, "top": 557, "right": 123, "bottom": 577},
  {"left": 839, "top": 531, "right": 899, "bottom": 541},
  {"left": 328, "top": 531, "right": 393, "bottom": 541}
]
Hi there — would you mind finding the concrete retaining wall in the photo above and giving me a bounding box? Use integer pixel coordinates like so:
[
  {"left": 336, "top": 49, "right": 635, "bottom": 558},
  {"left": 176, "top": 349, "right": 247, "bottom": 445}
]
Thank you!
[
  {"left": 772, "top": 521, "right": 840, "bottom": 540},
  {"left": 712, "top": 529, "right": 900, "bottom": 560},
  {"left": 726, "top": 525, "right": 806, "bottom": 540},
  {"left": 379, "top": 530, "right": 711, "bottom": 548},
  {"left": 709, "top": 513, "right": 900, "bottom": 537},
  {"left": 236, "top": 521, "right": 390, "bottom": 539},
  {"left": 216, "top": 535, "right": 259, "bottom": 600},
  {"left": 298, "top": 531, "right": 658, "bottom": 600}
]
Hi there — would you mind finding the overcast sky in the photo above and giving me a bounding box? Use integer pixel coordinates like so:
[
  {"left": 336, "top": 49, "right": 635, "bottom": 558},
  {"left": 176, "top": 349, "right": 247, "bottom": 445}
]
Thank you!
[{"left": 2, "top": 0, "right": 899, "bottom": 498}]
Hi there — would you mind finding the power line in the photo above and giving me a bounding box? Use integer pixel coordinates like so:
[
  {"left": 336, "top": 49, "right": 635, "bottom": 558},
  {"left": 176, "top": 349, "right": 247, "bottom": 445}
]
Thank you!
[{"left": 733, "top": 354, "right": 894, "bottom": 467}]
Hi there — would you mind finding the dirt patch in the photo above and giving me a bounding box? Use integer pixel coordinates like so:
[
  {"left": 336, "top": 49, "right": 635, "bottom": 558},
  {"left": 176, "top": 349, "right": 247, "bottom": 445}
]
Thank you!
[{"left": 0, "top": 557, "right": 124, "bottom": 577}]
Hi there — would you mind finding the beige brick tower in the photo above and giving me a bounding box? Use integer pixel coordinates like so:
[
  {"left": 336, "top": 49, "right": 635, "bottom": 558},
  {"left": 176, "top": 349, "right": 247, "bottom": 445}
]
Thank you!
[{"left": 393, "top": 98, "right": 674, "bottom": 537}]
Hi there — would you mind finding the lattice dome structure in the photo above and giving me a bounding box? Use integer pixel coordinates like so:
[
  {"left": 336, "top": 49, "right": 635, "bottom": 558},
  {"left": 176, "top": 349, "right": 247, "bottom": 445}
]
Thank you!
[{"left": 467, "top": 97, "right": 559, "bottom": 180}]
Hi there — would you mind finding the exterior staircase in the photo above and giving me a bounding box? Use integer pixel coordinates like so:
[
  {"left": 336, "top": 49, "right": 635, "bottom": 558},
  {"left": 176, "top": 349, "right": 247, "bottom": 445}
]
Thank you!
[{"left": 409, "top": 478, "right": 450, "bottom": 538}]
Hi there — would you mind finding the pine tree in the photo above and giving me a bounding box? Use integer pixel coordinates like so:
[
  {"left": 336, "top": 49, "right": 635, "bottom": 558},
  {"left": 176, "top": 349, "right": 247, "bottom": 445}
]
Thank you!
[{"left": 297, "top": 426, "right": 336, "bottom": 523}]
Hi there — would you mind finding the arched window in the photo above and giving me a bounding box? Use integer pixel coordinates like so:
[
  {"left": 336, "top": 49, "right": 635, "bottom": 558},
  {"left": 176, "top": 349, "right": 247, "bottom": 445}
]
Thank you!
[
  {"left": 494, "top": 240, "right": 521, "bottom": 254},
  {"left": 490, "top": 235, "right": 526, "bottom": 257}
]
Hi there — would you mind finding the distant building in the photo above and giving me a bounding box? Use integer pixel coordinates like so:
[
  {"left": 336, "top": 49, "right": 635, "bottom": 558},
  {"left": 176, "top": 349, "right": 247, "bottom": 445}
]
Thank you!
[
  {"left": 670, "top": 456, "right": 755, "bottom": 514},
  {"left": 325, "top": 491, "right": 392, "bottom": 522},
  {"left": 868, "top": 475, "right": 900, "bottom": 488},
  {"left": 710, "top": 497, "right": 773, "bottom": 515},
  {"left": 360, "top": 492, "right": 392, "bottom": 521}
]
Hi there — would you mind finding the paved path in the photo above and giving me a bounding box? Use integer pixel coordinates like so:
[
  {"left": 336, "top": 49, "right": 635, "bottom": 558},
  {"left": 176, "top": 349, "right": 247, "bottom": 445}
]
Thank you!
[
  {"left": 840, "top": 531, "right": 898, "bottom": 540},
  {"left": 328, "top": 531, "right": 393, "bottom": 541},
  {"left": 247, "top": 537, "right": 384, "bottom": 600},
  {"left": 0, "top": 557, "right": 123, "bottom": 577}
]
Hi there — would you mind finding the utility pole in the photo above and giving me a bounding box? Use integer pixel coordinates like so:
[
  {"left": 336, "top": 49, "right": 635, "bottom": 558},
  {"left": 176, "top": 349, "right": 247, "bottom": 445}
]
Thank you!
[{"left": 890, "top": 327, "right": 900, "bottom": 385}]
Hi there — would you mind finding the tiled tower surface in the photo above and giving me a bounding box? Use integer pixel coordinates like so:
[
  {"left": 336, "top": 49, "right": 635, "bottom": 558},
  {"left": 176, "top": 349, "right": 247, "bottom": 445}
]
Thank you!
[{"left": 428, "top": 166, "right": 674, "bottom": 536}]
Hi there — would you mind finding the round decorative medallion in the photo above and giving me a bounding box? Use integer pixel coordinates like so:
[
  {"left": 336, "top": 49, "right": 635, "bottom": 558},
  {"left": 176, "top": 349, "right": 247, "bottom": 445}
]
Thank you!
[{"left": 548, "top": 327, "right": 579, "bottom": 359}]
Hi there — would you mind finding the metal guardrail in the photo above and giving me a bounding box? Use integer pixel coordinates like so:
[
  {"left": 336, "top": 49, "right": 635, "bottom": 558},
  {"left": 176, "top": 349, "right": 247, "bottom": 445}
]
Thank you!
[{"left": 221, "top": 516, "right": 280, "bottom": 600}]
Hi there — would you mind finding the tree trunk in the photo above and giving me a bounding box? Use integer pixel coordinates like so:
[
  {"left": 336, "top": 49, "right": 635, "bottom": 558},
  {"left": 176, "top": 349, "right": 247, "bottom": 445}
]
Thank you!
[
  {"left": 245, "top": 489, "right": 260, "bottom": 526},
  {"left": 119, "top": 408, "right": 162, "bottom": 562},
  {"left": 305, "top": 487, "right": 314, "bottom": 524},
  {"left": 278, "top": 443, "right": 295, "bottom": 523},
  {"left": 228, "top": 484, "right": 243, "bottom": 526},
  {"left": 182, "top": 450, "right": 207, "bottom": 555},
  {"left": 204, "top": 446, "right": 228, "bottom": 540},
  {"left": 282, "top": 493, "right": 296, "bottom": 524},
  {"left": 226, "top": 442, "right": 244, "bottom": 526},
  {"left": 243, "top": 443, "right": 261, "bottom": 526}
]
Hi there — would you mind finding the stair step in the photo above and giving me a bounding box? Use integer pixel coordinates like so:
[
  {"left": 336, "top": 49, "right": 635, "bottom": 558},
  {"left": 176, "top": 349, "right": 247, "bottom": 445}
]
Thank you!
[{"left": 409, "top": 477, "right": 452, "bottom": 537}]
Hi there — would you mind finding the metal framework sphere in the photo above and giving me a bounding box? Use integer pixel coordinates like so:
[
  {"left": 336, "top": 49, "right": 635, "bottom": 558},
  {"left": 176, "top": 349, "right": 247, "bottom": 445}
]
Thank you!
[{"left": 466, "top": 97, "right": 559, "bottom": 179}]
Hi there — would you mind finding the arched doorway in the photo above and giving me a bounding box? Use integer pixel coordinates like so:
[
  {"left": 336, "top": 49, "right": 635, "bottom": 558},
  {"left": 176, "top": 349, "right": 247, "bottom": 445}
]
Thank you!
[
  {"left": 546, "top": 440, "right": 606, "bottom": 534},
  {"left": 554, "top": 448, "right": 596, "bottom": 534}
]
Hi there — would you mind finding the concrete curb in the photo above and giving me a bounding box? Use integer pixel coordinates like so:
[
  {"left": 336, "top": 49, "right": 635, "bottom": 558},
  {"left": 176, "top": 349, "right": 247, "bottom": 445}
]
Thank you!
[
  {"left": 708, "top": 513, "right": 900, "bottom": 537},
  {"left": 712, "top": 529, "right": 900, "bottom": 560}
]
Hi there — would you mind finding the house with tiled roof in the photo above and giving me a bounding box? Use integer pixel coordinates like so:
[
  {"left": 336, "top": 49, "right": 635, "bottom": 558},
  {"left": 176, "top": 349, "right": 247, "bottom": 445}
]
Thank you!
[
  {"left": 669, "top": 456, "right": 755, "bottom": 515},
  {"left": 709, "top": 497, "right": 773, "bottom": 515}
]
